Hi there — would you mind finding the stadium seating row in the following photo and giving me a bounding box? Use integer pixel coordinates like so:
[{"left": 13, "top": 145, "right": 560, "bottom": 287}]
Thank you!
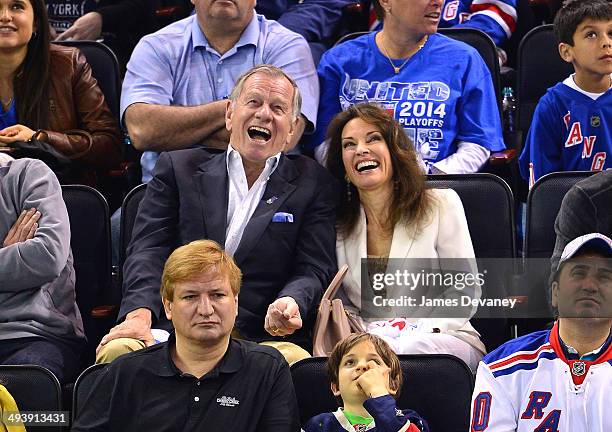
[{"left": 0, "top": 354, "right": 473, "bottom": 432}]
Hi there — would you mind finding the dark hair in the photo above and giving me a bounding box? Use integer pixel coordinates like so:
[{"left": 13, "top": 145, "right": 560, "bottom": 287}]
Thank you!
[
  {"left": 14, "top": 0, "right": 51, "bottom": 129},
  {"left": 328, "top": 333, "right": 403, "bottom": 405},
  {"left": 552, "top": 244, "right": 612, "bottom": 284},
  {"left": 550, "top": 245, "right": 612, "bottom": 317},
  {"left": 325, "top": 103, "right": 432, "bottom": 237},
  {"left": 370, "top": 0, "right": 385, "bottom": 21},
  {"left": 554, "top": 0, "right": 612, "bottom": 45}
]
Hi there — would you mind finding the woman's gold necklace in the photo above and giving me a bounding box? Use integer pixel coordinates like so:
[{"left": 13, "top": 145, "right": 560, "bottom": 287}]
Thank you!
[{"left": 380, "top": 35, "right": 429, "bottom": 74}]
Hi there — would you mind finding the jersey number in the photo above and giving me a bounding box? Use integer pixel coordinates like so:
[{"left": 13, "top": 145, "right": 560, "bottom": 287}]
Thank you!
[{"left": 471, "top": 392, "right": 491, "bottom": 431}]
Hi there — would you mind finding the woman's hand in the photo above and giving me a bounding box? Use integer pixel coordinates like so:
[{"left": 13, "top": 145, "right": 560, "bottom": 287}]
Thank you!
[{"left": 0, "top": 125, "right": 37, "bottom": 143}]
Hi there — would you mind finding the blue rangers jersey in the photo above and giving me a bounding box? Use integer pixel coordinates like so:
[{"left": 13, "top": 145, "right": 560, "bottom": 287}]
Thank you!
[
  {"left": 369, "top": 0, "right": 517, "bottom": 46},
  {"left": 310, "top": 32, "right": 505, "bottom": 170},
  {"left": 519, "top": 78, "right": 612, "bottom": 187},
  {"left": 470, "top": 322, "right": 612, "bottom": 431}
]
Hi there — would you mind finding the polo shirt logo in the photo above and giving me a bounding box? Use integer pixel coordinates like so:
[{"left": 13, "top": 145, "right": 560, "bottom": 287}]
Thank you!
[{"left": 217, "top": 396, "right": 240, "bottom": 407}]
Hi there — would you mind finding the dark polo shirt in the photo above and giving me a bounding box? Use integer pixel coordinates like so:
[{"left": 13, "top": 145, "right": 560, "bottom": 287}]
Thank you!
[{"left": 72, "top": 335, "right": 300, "bottom": 431}]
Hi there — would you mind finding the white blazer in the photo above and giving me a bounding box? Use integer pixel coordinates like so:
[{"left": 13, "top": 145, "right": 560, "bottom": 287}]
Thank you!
[{"left": 336, "top": 188, "right": 486, "bottom": 354}]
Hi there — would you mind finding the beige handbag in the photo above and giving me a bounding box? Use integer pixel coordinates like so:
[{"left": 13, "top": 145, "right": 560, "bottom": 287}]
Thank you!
[{"left": 313, "top": 264, "right": 364, "bottom": 357}]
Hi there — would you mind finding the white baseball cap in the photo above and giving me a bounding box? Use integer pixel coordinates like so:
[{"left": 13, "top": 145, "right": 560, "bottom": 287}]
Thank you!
[{"left": 558, "top": 233, "right": 612, "bottom": 270}]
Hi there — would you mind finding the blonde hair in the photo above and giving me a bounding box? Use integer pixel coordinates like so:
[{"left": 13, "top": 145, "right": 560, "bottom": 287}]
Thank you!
[{"left": 160, "top": 240, "right": 242, "bottom": 301}]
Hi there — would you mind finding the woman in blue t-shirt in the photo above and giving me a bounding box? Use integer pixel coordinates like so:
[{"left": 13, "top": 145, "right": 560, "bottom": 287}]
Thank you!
[{"left": 310, "top": 0, "right": 505, "bottom": 174}]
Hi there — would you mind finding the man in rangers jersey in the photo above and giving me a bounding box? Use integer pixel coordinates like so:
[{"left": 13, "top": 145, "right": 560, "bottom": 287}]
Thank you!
[
  {"left": 470, "top": 232, "right": 612, "bottom": 431},
  {"left": 368, "top": 0, "right": 517, "bottom": 47},
  {"left": 518, "top": 0, "right": 612, "bottom": 188}
]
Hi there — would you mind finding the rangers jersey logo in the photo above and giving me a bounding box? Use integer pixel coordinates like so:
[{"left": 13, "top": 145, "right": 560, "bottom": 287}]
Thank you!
[
  {"left": 571, "top": 361, "right": 587, "bottom": 376},
  {"left": 443, "top": 0, "right": 459, "bottom": 20}
]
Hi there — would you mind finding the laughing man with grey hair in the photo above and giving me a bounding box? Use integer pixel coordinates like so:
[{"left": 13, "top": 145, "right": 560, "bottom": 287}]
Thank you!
[{"left": 98, "top": 66, "right": 338, "bottom": 367}]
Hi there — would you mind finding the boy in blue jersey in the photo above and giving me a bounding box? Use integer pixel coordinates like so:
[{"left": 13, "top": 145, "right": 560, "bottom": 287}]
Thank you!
[
  {"left": 519, "top": 0, "right": 612, "bottom": 188},
  {"left": 302, "top": 333, "right": 429, "bottom": 432}
]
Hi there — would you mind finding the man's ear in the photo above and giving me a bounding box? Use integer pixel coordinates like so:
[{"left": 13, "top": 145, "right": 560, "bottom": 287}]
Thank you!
[
  {"left": 234, "top": 295, "right": 239, "bottom": 317},
  {"left": 551, "top": 281, "right": 559, "bottom": 310},
  {"left": 225, "top": 99, "right": 234, "bottom": 133},
  {"left": 163, "top": 298, "right": 173, "bottom": 321},
  {"left": 558, "top": 43, "right": 574, "bottom": 64},
  {"left": 331, "top": 382, "right": 341, "bottom": 397},
  {"left": 283, "top": 115, "right": 300, "bottom": 151},
  {"left": 378, "top": 0, "right": 391, "bottom": 11}
]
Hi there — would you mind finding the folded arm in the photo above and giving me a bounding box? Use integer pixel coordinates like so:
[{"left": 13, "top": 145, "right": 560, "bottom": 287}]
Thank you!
[
  {"left": 0, "top": 159, "right": 71, "bottom": 291},
  {"left": 124, "top": 100, "right": 229, "bottom": 152}
]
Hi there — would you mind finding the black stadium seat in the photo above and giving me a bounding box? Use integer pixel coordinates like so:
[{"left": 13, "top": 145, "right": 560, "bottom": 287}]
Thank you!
[
  {"left": 516, "top": 25, "right": 574, "bottom": 140},
  {"left": 518, "top": 171, "right": 595, "bottom": 333},
  {"left": 72, "top": 364, "right": 108, "bottom": 422},
  {"left": 525, "top": 171, "right": 595, "bottom": 259},
  {"left": 427, "top": 174, "right": 516, "bottom": 350},
  {"left": 119, "top": 183, "right": 147, "bottom": 277},
  {"left": 62, "top": 185, "right": 116, "bottom": 363},
  {"left": 291, "top": 355, "right": 474, "bottom": 432},
  {"left": 0, "top": 365, "right": 63, "bottom": 432}
]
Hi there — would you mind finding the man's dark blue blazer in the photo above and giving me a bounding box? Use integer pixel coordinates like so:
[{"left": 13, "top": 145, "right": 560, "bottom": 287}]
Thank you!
[{"left": 118, "top": 147, "right": 339, "bottom": 344}]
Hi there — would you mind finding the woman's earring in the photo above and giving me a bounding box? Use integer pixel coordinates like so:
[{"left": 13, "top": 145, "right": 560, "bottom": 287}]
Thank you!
[
  {"left": 32, "top": 32, "right": 37, "bottom": 38},
  {"left": 345, "top": 177, "right": 352, "bottom": 202}
]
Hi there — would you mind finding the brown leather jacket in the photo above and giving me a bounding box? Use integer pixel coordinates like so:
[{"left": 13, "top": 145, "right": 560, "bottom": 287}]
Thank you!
[{"left": 45, "top": 44, "right": 122, "bottom": 182}]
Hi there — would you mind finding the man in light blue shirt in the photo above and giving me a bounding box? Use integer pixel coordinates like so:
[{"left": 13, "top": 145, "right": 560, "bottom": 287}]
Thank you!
[{"left": 121, "top": 0, "right": 318, "bottom": 182}]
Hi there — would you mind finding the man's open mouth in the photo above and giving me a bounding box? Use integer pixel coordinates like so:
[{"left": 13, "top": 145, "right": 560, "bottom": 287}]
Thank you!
[{"left": 248, "top": 126, "right": 271, "bottom": 142}]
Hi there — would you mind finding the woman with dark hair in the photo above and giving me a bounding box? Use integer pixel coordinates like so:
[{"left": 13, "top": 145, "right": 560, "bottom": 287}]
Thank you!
[
  {"left": 0, "top": 0, "right": 121, "bottom": 184},
  {"left": 326, "top": 103, "right": 486, "bottom": 371},
  {"left": 310, "top": 0, "right": 505, "bottom": 174}
]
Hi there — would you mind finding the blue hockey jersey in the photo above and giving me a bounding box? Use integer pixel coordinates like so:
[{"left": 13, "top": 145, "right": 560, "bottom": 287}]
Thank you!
[
  {"left": 519, "top": 80, "right": 612, "bottom": 187},
  {"left": 311, "top": 32, "right": 505, "bottom": 169}
]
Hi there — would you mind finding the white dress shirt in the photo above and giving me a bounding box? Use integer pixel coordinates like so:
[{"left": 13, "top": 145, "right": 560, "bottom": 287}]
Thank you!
[{"left": 225, "top": 145, "right": 280, "bottom": 255}]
